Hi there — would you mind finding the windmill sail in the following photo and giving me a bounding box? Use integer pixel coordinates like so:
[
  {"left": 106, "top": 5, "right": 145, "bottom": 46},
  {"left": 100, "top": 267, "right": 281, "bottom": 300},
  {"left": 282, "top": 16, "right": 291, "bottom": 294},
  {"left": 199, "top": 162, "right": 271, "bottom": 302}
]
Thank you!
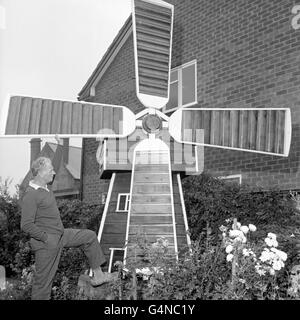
[
  {"left": 132, "top": 0, "right": 174, "bottom": 109},
  {"left": 0, "top": 95, "right": 136, "bottom": 138},
  {"left": 169, "top": 108, "right": 292, "bottom": 157}
]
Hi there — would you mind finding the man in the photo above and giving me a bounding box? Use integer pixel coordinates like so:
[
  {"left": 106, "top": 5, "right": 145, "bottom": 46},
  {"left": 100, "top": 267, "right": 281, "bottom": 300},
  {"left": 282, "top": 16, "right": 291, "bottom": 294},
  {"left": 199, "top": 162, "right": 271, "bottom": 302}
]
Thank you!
[{"left": 21, "top": 155, "right": 116, "bottom": 300}]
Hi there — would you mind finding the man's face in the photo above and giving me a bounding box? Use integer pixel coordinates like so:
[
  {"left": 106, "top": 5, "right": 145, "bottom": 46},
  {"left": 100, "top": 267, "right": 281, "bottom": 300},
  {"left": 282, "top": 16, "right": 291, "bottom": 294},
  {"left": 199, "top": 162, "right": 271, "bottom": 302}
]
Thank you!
[{"left": 40, "top": 162, "right": 56, "bottom": 184}]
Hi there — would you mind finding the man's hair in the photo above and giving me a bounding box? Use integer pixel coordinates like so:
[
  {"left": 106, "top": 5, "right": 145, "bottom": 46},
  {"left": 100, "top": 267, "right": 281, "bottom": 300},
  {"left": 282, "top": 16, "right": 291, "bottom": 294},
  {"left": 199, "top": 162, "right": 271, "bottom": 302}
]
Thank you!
[{"left": 31, "top": 157, "right": 51, "bottom": 177}]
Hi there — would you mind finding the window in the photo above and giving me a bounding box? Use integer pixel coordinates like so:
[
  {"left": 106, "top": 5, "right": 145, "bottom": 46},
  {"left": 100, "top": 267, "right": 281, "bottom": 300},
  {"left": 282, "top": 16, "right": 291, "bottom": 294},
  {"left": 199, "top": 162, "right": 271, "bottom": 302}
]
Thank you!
[
  {"left": 218, "top": 174, "right": 242, "bottom": 185},
  {"left": 116, "top": 193, "right": 130, "bottom": 212},
  {"left": 164, "top": 60, "right": 197, "bottom": 113}
]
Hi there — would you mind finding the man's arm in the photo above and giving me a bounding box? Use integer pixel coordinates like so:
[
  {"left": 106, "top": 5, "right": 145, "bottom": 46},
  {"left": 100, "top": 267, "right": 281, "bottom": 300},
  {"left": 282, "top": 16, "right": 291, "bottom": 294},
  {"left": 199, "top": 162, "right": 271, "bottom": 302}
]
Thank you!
[{"left": 21, "top": 192, "right": 48, "bottom": 242}]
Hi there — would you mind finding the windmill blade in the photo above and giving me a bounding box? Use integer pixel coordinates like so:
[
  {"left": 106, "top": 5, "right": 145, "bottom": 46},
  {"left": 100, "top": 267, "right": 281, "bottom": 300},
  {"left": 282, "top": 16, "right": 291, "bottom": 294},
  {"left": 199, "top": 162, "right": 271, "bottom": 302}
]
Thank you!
[
  {"left": 169, "top": 108, "right": 292, "bottom": 157},
  {"left": 132, "top": 0, "right": 174, "bottom": 109},
  {"left": 0, "top": 95, "right": 136, "bottom": 138}
]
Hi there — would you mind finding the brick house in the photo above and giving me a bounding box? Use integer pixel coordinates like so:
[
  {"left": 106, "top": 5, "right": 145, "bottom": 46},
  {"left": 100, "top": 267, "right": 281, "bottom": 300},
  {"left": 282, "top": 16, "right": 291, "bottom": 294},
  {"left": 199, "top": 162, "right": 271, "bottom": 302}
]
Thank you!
[
  {"left": 79, "top": 0, "right": 300, "bottom": 205},
  {"left": 76, "top": 0, "right": 300, "bottom": 264}
]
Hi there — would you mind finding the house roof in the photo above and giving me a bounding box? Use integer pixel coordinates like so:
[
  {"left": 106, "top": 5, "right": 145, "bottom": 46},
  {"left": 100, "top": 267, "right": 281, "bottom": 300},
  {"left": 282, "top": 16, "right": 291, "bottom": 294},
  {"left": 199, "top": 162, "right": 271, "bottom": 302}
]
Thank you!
[{"left": 78, "top": 15, "right": 132, "bottom": 101}]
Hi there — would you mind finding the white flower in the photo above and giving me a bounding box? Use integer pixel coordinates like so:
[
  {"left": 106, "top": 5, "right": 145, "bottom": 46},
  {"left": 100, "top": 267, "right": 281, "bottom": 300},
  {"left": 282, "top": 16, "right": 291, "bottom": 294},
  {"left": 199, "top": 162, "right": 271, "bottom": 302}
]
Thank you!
[
  {"left": 290, "top": 233, "right": 295, "bottom": 238},
  {"left": 265, "top": 237, "right": 278, "bottom": 247},
  {"left": 219, "top": 225, "right": 227, "bottom": 232},
  {"left": 229, "top": 229, "right": 243, "bottom": 238},
  {"left": 255, "top": 264, "right": 266, "bottom": 276},
  {"left": 232, "top": 222, "right": 241, "bottom": 229},
  {"left": 243, "top": 248, "right": 250, "bottom": 257},
  {"left": 271, "top": 248, "right": 287, "bottom": 261},
  {"left": 248, "top": 224, "right": 257, "bottom": 232},
  {"left": 226, "top": 254, "right": 234, "bottom": 262},
  {"left": 269, "top": 268, "right": 275, "bottom": 276},
  {"left": 226, "top": 244, "right": 234, "bottom": 253},
  {"left": 240, "top": 226, "right": 249, "bottom": 234},
  {"left": 259, "top": 249, "right": 274, "bottom": 262},
  {"left": 272, "top": 260, "right": 283, "bottom": 271},
  {"left": 267, "top": 232, "right": 277, "bottom": 240}
]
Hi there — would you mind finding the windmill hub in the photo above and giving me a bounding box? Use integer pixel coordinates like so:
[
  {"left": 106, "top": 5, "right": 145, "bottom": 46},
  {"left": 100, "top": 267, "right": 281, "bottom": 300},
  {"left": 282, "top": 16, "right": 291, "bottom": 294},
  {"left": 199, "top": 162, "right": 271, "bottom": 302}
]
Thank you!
[{"left": 142, "top": 114, "right": 162, "bottom": 134}]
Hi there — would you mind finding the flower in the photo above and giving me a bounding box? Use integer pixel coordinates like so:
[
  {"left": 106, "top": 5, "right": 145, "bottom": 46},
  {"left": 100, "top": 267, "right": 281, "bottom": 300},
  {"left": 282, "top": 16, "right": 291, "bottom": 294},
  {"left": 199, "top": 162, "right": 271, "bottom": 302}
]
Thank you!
[
  {"left": 272, "top": 260, "right": 284, "bottom": 271},
  {"left": 226, "top": 254, "right": 234, "bottom": 262},
  {"left": 240, "top": 226, "right": 249, "bottom": 234},
  {"left": 225, "top": 244, "right": 233, "bottom": 253},
  {"left": 255, "top": 264, "right": 266, "bottom": 276},
  {"left": 265, "top": 237, "right": 278, "bottom": 247},
  {"left": 232, "top": 222, "right": 241, "bottom": 229},
  {"left": 248, "top": 224, "right": 257, "bottom": 232},
  {"left": 219, "top": 225, "right": 227, "bottom": 232},
  {"left": 267, "top": 232, "right": 277, "bottom": 240},
  {"left": 269, "top": 268, "right": 275, "bottom": 276},
  {"left": 270, "top": 248, "right": 287, "bottom": 261},
  {"left": 229, "top": 229, "right": 244, "bottom": 238},
  {"left": 243, "top": 248, "right": 250, "bottom": 257}
]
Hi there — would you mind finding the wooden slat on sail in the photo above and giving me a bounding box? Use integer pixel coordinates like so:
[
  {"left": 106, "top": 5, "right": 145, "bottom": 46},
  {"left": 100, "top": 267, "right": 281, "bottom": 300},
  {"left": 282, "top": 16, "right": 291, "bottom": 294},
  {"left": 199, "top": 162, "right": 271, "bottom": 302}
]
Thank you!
[{"left": 2, "top": 95, "right": 136, "bottom": 138}]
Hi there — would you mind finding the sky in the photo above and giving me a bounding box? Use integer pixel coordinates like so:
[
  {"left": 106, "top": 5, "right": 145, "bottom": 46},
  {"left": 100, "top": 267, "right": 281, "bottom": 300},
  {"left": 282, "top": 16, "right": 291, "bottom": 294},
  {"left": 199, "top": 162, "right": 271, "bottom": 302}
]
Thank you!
[{"left": 0, "top": 0, "right": 131, "bottom": 195}]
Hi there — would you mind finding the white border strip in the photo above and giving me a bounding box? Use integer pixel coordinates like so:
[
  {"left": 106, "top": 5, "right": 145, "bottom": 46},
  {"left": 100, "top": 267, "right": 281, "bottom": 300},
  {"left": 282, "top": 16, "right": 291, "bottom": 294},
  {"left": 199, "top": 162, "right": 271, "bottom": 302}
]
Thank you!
[
  {"left": 97, "top": 172, "right": 116, "bottom": 243},
  {"left": 177, "top": 174, "right": 192, "bottom": 253},
  {"left": 218, "top": 174, "right": 242, "bottom": 185}
]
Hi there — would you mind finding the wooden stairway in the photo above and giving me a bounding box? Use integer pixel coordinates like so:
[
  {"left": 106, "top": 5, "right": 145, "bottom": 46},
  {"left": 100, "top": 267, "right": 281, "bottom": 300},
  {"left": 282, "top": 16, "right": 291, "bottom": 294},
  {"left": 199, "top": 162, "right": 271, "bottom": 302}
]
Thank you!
[{"left": 124, "top": 147, "right": 178, "bottom": 265}]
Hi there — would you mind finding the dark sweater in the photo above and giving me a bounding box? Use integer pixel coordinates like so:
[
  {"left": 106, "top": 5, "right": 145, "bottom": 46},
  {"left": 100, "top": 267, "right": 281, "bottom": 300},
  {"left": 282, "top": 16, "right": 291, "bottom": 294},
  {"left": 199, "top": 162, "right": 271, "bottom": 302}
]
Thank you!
[{"left": 21, "top": 186, "right": 64, "bottom": 242}]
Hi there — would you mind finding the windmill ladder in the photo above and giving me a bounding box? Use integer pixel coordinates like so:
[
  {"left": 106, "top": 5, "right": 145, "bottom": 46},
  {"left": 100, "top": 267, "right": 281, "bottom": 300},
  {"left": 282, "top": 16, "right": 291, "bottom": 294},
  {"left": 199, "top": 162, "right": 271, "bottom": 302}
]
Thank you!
[{"left": 124, "top": 148, "right": 178, "bottom": 265}]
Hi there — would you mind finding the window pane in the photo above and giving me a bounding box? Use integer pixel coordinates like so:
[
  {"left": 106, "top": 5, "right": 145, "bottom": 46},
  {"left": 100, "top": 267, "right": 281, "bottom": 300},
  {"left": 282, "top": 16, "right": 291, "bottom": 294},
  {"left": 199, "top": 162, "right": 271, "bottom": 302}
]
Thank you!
[
  {"left": 118, "top": 195, "right": 126, "bottom": 211},
  {"left": 182, "top": 64, "right": 196, "bottom": 105},
  {"left": 166, "top": 81, "right": 178, "bottom": 110},
  {"left": 170, "top": 70, "right": 178, "bottom": 82}
]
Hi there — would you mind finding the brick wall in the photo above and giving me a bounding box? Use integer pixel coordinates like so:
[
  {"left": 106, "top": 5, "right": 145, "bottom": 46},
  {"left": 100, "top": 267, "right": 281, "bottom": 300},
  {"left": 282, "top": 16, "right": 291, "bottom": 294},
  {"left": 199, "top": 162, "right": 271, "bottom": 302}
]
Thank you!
[
  {"left": 169, "top": 0, "right": 300, "bottom": 190},
  {"left": 81, "top": 0, "right": 300, "bottom": 203}
]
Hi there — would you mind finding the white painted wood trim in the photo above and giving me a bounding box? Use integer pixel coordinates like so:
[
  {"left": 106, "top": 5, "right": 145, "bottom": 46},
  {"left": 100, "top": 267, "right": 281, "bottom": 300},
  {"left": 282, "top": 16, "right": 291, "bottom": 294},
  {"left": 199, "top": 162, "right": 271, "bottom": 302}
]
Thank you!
[
  {"left": 116, "top": 193, "right": 130, "bottom": 212},
  {"left": 168, "top": 151, "right": 179, "bottom": 261},
  {"left": 163, "top": 59, "right": 198, "bottom": 114},
  {"left": 284, "top": 108, "right": 292, "bottom": 156},
  {"left": 108, "top": 248, "right": 125, "bottom": 273},
  {"left": 177, "top": 174, "right": 192, "bottom": 253},
  {"left": 0, "top": 94, "right": 10, "bottom": 135},
  {"left": 97, "top": 172, "right": 116, "bottom": 243},
  {"left": 123, "top": 143, "right": 136, "bottom": 267},
  {"left": 218, "top": 174, "right": 242, "bottom": 185}
]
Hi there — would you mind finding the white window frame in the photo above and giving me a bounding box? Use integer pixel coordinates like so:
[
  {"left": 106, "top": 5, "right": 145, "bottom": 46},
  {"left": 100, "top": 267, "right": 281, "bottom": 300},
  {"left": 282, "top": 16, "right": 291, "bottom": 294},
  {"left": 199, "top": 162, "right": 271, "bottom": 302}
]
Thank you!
[
  {"left": 116, "top": 193, "right": 130, "bottom": 212},
  {"left": 163, "top": 59, "right": 198, "bottom": 114},
  {"left": 218, "top": 174, "right": 242, "bottom": 185},
  {"left": 108, "top": 248, "right": 125, "bottom": 273}
]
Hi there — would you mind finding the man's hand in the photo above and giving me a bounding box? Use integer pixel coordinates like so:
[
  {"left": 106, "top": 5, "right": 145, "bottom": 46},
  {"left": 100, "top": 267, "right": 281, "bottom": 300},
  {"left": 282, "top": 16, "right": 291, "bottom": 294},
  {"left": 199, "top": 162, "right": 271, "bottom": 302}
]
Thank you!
[{"left": 55, "top": 134, "right": 61, "bottom": 145}]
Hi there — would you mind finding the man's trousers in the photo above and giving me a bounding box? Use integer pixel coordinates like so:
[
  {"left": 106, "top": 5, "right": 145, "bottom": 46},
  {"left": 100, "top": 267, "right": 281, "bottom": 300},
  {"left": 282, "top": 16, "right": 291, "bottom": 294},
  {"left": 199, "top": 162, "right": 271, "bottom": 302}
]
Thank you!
[{"left": 30, "top": 228, "right": 106, "bottom": 300}]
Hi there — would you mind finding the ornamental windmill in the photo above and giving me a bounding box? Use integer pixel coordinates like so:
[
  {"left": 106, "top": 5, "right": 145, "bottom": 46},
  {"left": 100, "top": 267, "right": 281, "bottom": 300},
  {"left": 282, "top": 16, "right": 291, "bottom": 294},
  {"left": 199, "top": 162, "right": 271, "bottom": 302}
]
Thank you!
[{"left": 0, "top": 0, "right": 292, "bottom": 270}]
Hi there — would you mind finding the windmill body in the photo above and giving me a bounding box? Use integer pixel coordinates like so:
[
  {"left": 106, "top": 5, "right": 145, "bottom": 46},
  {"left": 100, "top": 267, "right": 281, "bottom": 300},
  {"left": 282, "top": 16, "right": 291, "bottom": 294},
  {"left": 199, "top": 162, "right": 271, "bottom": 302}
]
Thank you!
[{"left": 0, "top": 0, "right": 292, "bottom": 271}]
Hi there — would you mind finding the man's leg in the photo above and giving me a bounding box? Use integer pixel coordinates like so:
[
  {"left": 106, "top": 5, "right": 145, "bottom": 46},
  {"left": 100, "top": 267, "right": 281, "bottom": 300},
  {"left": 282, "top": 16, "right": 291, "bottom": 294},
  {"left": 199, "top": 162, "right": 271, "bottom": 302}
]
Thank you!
[
  {"left": 62, "top": 229, "right": 117, "bottom": 285},
  {"left": 31, "top": 234, "right": 63, "bottom": 300},
  {"left": 62, "top": 229, "right": 106, "bottom": 269}
]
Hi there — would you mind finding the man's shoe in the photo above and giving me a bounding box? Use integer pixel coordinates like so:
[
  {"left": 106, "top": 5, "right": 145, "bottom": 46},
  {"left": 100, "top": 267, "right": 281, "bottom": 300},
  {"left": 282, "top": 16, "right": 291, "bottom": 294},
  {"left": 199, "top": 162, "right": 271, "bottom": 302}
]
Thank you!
[{"left": 90, "top": 272, "right": 118, "bottom": 287}]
